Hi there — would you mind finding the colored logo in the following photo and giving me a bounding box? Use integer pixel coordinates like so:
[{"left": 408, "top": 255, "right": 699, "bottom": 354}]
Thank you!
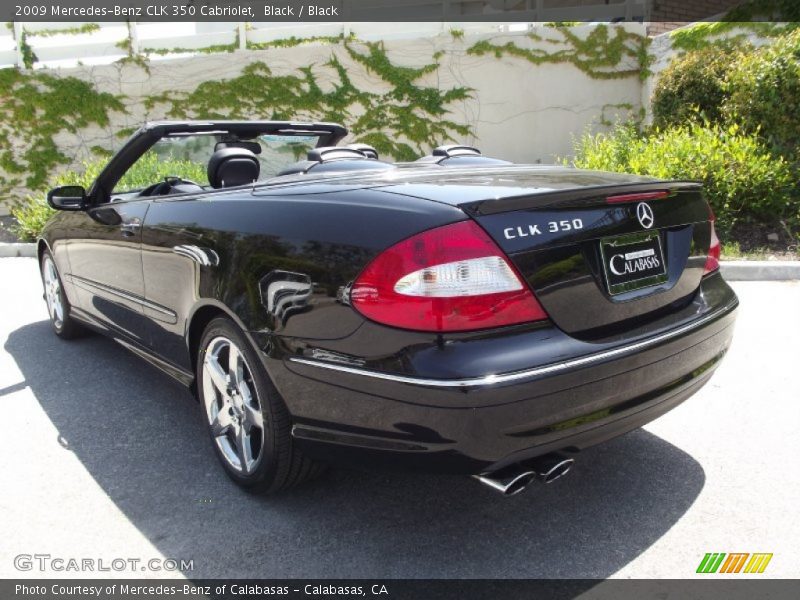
[{"left": 696, "top": 553, "right": 773, "bottom": 574}]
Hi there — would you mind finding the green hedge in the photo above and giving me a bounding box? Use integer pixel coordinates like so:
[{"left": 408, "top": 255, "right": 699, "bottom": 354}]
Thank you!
[
  {"left": 11, "top": 153, "right": 206, "bottom": 242},
  {"left": 571, "top": 121, "right": 796, "bottom": 234},
  {"left": 629, "top": 28, "right": 800, "bottom": 240},
  {"left": 724, "top": 29, "right": 800, "bottom": 159},
  {"left": 651, "top": 44, "right": 742, "bottom": 129},
  {"left": 654, "top": 29, "right": 800, "bottom": 162}
]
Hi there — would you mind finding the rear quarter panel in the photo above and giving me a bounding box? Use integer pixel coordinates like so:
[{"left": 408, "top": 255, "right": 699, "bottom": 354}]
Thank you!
[{"left": 139, "top": 186, "right": 467, "bottom": 371}]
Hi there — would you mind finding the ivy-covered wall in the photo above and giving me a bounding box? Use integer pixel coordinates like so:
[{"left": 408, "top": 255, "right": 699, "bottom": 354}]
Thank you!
[{"left": 0, "top": 23, "right": 649, "bottom": 207}]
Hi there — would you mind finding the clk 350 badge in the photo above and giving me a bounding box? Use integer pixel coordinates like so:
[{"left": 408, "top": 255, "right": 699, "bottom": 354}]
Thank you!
[{"left": 504, "top": 218, "right": 583, "bottom": 240}]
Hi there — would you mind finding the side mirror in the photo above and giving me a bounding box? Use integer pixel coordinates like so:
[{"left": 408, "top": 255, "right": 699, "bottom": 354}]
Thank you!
[{"left": 47, "top": 185, "right": 86, "bottom": 211}]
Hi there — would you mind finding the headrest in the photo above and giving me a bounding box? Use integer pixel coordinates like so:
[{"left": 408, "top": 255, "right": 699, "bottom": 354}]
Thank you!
[
  {"left": 346, "top": 143, "right": 379, "bottom": 160},
  {"left": 432, "top": 144, "right": 481, "bottom": 158},
  {"left": 214, "top": 141, "right": 262, "bottom": 154},
  {"left": 275, "top": 144, "right": 386, "bottom": 177},
  {"left": 307, "top": 146, "right": 368, "bottom": 162},
  {"left": 414, "top": 143, "right": 510, "bottom": 166},
  {"left": 207, "top": 148, "right": 260, "bottom": 189}
]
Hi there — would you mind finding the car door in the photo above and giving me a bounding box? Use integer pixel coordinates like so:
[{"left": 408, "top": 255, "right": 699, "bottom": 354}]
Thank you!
[
  {"left": 66, "top": 198, "right": 150, "bottom": 345},
  {"left": 139, "top": 193, "right": 220, "bottom": 374}
]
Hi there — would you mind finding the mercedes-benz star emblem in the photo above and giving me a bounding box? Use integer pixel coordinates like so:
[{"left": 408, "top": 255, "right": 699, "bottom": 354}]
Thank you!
[{"left": 636, "top": 202, "right": 655, "bottom": 229}]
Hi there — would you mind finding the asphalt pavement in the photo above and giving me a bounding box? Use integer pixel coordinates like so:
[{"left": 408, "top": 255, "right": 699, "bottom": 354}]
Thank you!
[{"left": 1, "top": 257, "right": 798, "bottom": 579}]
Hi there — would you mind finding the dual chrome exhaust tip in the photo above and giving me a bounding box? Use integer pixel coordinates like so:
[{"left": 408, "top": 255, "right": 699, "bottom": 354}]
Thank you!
[{"left": 472, "top": 453, "right": 575, "bottom": 496}]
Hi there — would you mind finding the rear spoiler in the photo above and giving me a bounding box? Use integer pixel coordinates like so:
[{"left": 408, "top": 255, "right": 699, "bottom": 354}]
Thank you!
[{"left": 461, "top": 181, "right": 703, "bottom": 216}]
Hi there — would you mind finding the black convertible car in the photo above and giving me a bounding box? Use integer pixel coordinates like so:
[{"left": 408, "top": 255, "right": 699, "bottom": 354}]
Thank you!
[{"left": 39, "top": 120, "right": 737, "bottom": 496}]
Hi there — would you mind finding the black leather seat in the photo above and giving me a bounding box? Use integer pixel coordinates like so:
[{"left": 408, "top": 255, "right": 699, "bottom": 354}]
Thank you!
[{"left": 207, "top": 148, "right": 260, "bottom": 188}]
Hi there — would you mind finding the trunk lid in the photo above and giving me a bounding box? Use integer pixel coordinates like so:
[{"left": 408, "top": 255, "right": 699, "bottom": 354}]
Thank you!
[{"left": 461, "top": 180, "right": 712, "bottom": 337}]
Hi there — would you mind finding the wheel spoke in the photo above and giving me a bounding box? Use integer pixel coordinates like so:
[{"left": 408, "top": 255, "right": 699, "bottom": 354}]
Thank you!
[
  {"left": 209, "top": 404, "right": 232, "bottom": 437},
  {"left": 228, "top": 344, "right": 244, "bottom": 388},
  {"left": 52, "top": 288, "right": 64, "bottom": 322},
  {"left": 243, "top": 401, "right": 263, "bottom": 431},
  {"left": 43, "top": 259, "right": 64, "bottom": 326},
  {"left": 45, "top": 288, "right": 55, "bottom": 318},
  {"left": 239, "top": 377, "right": 253, "bottom": 404},
  {"left": 235, "top": 425, "right": 252, "bottom": 474},
  {"left": 204, "top": 354, "right": 229, "bottom": 395}
]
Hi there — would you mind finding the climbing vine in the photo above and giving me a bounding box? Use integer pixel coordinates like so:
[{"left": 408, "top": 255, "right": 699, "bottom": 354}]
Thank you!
[
  {"left": 0, "top": 69, "right": 126, "bottom": 196},
  {"left": 27, "top": 24, "right": 101, "bottom": 38},
  {"left": 115, "top": 21, "right": 150, "bottom": 70},
  {"left": 246, "top": 33, "right": 354, "bottom": 51},
  {"left": 145, "top": 41, "right": 472, "bottom": 162},
  {"left": 139, "top": 31, "right": 356, "bottom": 57},
  {"left": 142, "top": 30, "right": 240, "bottom": 56},
  {"left": 467, "top": 24, "right": 653, "bottom": 81},
  {"left": 12, "top": 24, "right": 102, "bottom": 70},
  {"left": 598, "top": 103, "right": 643, "bottom": 127},
  {"left": 18, "top": 30, "right": 38, "bottom": 70}
]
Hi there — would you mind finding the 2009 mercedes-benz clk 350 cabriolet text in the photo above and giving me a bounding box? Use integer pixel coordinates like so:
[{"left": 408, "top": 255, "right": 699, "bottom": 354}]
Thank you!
[{"left": 39, "top": 121, "right": 738, "bottom": 496}]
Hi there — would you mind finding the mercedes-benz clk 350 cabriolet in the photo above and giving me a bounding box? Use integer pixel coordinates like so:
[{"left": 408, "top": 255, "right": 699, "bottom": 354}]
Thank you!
[{"left": 38, "top": 120, "right": 737, "bottom": 496}]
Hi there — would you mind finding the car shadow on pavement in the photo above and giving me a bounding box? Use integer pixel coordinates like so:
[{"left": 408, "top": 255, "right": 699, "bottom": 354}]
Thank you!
[{"left": 6, "top": 320, "right": 706, "bottom": 579}]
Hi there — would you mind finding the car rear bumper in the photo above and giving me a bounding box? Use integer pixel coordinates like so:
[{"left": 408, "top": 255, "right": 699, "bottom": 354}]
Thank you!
[{"left": 262, "top": 273, "right": 738, "bottom": 474}]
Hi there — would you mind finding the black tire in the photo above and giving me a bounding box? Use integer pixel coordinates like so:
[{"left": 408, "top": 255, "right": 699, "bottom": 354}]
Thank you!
[
  {"left": 197, "top": 316, "right": 325, "bottom": 494},
  {"left": 40, "top": 250, "right": 84, "bottom": 340}
]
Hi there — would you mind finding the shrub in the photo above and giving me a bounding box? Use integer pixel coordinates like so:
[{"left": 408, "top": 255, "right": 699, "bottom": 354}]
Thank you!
[
  {"left": 568, "top": 121, "right": 641, "bottom": 173},
  {"left": 571, "top": 122, "right": 796, "bottom": 234},
  {"left": 651, "top": 44, "right": 743, "bottom": 129},
  {"left": 724, "top": 29, "right": 800, "bottom": 159},
  {"left": 114, "top": 151, "right": 207, "bottom": 191},
  {"left": 11, "top": 196, "right": 54, "bottom": 243},
  {"left": 11, "top": 153, "right": 206, "bottom": 241}
]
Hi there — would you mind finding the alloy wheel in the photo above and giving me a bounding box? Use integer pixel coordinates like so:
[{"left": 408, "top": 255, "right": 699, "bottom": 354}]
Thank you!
[
  {"left": 202, "top": 336, "right": 265, "bottom": 474},
  {"left": 43, "top": 256, "right": 65, "bottom": 329}
]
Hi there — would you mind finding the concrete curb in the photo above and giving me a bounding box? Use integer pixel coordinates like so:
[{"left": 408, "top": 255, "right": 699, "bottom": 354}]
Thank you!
[
  {"left": 0, "top": 242, "right": 36, "bottom": 258},
  {"left": 720, "top": 261, "right": 800, "bottom": 281},
  {"left": 0, "top": 243, "right": 798, "bottom": 280}
]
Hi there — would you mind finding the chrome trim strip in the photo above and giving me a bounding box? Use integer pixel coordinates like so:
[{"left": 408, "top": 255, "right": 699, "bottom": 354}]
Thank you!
[
  {"left": 70, "top": 274, "right": 177, "bottom": 318},
  {"left": 288, "top": 300, "right": 737, "bottom": 389}
]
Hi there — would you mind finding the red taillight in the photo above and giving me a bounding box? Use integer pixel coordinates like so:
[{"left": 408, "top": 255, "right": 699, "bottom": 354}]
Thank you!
[
  {"left": 703, "top": 217, "right": 721, "bottom": 276},
  {"left": 351, "top": 220, "right": 548, "bottom": 332},
  {"left": 606, "top": 190, "right": 669, "bottom": 204}
]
